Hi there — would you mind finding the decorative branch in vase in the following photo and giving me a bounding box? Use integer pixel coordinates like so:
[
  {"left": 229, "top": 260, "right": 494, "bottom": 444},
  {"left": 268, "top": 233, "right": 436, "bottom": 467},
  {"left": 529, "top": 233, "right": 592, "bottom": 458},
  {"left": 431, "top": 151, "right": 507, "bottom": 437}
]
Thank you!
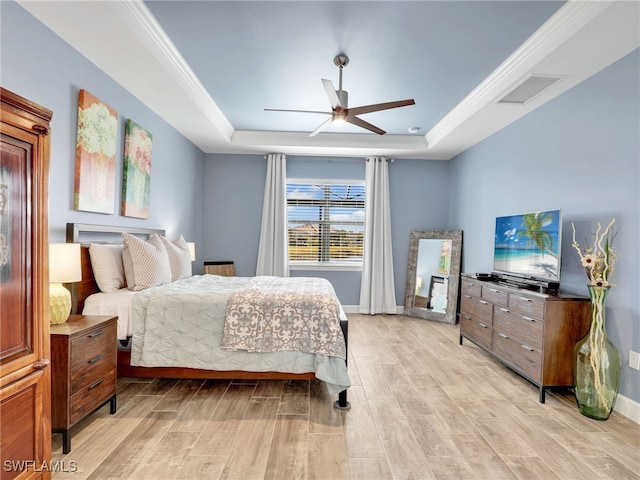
[{"left": 571, "top": 218, "right": 621, "bottom": 420}]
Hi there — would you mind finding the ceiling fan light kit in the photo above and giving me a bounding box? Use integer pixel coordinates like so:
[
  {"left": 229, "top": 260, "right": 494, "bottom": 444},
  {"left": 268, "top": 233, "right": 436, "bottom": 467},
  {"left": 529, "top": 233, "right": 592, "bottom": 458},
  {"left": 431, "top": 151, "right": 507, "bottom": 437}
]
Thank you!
[{"left": 265, "top": 54, "right": 415, "bottom": 136}]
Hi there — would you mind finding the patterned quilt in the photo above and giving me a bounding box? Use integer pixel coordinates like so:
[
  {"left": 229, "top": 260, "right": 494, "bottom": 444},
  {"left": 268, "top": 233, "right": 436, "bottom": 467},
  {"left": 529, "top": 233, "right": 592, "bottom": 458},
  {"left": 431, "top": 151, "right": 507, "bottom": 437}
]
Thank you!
[
  {"left": 221, "top": 276, "right": 346, "bottom": 358},
  {"left": 130, "top": 275, "right": 350, "bottom": 394}
]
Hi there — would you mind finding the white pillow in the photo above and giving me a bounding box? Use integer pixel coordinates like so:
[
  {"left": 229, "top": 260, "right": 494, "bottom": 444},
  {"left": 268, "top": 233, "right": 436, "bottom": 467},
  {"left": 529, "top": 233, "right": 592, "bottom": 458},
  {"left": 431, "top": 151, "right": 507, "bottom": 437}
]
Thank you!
[
  {"left": 88, "top": 244, "right": 125, "bottom": 292},
  {"left": 122, "top": 246, "right": 134, "bottom": 289},
  {"left": 122, "top": 233, "right": 171, "bottom": 291},
  {"left": 159, "top": 234, "right": 192, "bottom": 281}
]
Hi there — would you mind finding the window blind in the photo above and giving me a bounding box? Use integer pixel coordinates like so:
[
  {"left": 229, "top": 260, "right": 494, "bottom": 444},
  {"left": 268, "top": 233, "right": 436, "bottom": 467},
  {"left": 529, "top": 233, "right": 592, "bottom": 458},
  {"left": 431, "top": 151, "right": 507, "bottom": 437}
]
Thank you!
[{"left": 286, "top": 182, "right": 365, "bottom": 263}]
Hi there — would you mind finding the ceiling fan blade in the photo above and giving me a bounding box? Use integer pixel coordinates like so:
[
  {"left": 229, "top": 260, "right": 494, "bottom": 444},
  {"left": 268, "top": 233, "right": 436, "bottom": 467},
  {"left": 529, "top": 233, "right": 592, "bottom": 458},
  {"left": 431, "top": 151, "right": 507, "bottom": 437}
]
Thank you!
[
  {"left": 345, "top": 115, "right": 386, "bottom": 135},
  {"left": 321, "top": 79, "right": 342, "bottom": 109},
  {"left": 265, "top": 108, "right": 331, "bottom": 115},
  {"left": 309, "top": 116, "right": 334, "bottom": 137},
  {"left": 347, "top": 99, "right": 415, "bottom": 116}
]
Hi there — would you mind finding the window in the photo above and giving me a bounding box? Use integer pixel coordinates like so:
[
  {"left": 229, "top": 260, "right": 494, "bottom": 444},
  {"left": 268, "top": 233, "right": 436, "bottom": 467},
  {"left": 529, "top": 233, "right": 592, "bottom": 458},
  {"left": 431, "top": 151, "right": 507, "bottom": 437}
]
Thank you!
[{"left": 287, "top": 180, "right": 365, "bottom": 268}]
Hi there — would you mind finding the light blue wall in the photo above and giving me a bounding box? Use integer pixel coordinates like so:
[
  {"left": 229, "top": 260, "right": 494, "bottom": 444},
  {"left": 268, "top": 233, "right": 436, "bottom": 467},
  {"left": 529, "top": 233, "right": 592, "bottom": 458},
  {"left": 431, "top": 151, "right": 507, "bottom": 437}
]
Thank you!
[
  {"left": 203, "top": 154, "right": 451, "bottom": 305},
  {"left": 1, "top": 2, "right": 206, "bottom": 264},
  {"left": 449, "top": 49, "right": 640, "bottom": 403}
]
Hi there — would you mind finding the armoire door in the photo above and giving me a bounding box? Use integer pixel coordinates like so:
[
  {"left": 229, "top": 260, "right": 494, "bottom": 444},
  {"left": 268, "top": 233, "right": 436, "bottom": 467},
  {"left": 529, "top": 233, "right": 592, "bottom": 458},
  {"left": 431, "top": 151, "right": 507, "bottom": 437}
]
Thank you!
[{"left": 0, "top": 88, "right": 52, "bottom": 480}]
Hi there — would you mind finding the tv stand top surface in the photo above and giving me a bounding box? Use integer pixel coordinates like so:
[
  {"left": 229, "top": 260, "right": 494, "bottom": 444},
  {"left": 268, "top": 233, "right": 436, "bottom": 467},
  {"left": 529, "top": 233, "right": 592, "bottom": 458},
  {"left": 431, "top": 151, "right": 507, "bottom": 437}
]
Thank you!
[{"left": 464, "top": 272, "right": 560, "bottom": 295}]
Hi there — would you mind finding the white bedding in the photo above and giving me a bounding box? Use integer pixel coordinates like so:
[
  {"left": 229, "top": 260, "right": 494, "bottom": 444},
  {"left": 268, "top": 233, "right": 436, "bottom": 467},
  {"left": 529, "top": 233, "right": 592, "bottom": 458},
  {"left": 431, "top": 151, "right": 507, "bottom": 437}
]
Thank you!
[
  {"left": 83, "top": 275, "right": 350, "bottom": 394},
  {"left": 82, "top": 288, "right": 137, "bottom": 340}
]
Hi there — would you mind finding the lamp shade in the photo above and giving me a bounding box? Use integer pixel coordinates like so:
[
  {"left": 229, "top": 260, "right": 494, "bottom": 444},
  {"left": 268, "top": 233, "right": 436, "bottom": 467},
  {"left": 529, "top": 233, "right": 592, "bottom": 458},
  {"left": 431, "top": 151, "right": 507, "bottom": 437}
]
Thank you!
[
  {"left": 49, "top": 243, "right": 82, "bottom": 283},
  {"left": 187, "top": 242, "right": 196, "bottom": 262}
]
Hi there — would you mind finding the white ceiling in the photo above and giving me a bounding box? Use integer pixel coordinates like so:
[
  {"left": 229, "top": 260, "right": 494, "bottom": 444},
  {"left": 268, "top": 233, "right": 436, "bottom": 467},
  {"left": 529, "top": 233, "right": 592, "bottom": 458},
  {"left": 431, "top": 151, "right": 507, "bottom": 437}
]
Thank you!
[{"left": 17, "top": 0, "right": 640, "bottom": 160}]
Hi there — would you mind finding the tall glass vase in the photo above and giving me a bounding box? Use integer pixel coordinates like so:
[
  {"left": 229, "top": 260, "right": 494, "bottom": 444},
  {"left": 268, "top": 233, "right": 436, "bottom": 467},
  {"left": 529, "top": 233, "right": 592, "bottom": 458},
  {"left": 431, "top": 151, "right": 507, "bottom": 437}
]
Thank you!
[{"left": 573, "top": 286, "right": 621, "bottom": 420}]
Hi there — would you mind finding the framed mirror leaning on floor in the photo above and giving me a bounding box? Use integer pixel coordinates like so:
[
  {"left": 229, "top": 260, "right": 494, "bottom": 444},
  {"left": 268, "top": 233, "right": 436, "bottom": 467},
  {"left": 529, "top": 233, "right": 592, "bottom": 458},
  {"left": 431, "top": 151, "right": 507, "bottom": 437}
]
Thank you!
[{"left": 404, "top": 230, "right": 463, "bottom": 324}]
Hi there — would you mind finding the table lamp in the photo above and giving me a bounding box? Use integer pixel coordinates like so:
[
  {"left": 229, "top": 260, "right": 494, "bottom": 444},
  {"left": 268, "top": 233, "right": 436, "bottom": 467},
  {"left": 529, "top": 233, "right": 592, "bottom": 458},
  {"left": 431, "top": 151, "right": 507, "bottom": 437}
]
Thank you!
[
  {"left": 187, "top": 242, "right": 196, "bottom": 262},
  {"left": 49, "top": 243, "right": 81, "bottom": 324}
]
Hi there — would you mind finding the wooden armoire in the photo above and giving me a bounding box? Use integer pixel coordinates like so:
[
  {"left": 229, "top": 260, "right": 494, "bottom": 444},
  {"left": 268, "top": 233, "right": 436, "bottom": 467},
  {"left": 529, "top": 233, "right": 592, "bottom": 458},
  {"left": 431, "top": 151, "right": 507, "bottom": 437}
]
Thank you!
[{"left": 0, "top": 88, "right": 52, "bottom": 480}]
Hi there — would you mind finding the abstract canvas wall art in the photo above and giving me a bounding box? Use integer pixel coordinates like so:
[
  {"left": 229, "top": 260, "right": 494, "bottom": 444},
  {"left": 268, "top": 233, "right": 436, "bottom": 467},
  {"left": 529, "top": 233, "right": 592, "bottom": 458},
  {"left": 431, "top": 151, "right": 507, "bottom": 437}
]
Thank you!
[
  {"left": 73, "top": 90, "right": 118, "bottom": 214},
  {"left": 121, "top": 119, "right": 152, "bottom": 219}
]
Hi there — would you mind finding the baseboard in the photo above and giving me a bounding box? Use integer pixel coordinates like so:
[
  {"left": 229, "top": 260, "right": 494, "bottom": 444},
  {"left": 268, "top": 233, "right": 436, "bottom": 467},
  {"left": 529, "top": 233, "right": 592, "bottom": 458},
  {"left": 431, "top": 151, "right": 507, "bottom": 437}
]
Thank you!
[
  {"left": 614, "top": 393, "right": 640, "bottom": 424},
  {"left": 342, "top": 305, "right": 404, "bottom": 314}
]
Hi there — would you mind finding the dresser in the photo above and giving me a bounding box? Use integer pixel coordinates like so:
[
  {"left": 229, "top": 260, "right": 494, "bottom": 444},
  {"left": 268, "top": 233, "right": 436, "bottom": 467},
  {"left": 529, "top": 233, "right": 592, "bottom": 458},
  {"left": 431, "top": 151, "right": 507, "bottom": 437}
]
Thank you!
[
  {"left": 50, "top": 315, "right": 117, "bottom": 453},
  {"left": 459, "top": 275, "right": 590, "bottom": 402}
]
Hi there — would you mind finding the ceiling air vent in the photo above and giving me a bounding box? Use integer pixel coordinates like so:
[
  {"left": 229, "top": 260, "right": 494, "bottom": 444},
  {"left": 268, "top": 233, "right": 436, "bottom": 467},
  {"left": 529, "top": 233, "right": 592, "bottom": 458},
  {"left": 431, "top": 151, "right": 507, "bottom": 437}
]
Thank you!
[{"left": 498, "top": 75, "right": 563, "bottom": 104}]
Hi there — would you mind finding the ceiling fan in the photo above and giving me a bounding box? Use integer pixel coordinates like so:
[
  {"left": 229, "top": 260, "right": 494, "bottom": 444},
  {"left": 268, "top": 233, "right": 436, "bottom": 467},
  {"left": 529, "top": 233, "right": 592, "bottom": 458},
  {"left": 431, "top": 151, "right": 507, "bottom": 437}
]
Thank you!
[{"left": 265, "top": 55, "right": 415, "bottom": 136}]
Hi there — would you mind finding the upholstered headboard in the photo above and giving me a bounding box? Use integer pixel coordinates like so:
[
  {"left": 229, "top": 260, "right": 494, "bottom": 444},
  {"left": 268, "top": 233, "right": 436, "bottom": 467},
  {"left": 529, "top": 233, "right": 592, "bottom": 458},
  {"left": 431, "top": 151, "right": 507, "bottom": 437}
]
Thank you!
[{"left": 66, "top": 223, "right": 165, "bottom": 313}]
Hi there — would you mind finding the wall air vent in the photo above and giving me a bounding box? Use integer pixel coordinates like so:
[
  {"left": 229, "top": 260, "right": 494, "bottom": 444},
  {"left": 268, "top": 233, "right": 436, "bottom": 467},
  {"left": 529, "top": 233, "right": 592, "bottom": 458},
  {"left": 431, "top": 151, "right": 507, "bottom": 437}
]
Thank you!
[{"left": 498, "top": 75, "right": 564, "bottom": 104}]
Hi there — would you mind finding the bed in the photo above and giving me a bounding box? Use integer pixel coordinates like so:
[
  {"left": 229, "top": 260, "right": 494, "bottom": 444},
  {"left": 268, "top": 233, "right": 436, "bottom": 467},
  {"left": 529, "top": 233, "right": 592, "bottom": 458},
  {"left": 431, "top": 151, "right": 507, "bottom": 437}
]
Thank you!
[{"left": 66, "top": 223, "right": 350, "bottom": 409}]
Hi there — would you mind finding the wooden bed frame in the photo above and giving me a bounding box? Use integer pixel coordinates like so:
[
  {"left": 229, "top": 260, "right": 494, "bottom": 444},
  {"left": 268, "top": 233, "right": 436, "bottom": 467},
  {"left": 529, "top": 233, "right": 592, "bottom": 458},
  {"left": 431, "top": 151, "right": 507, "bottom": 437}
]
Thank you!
[{"left": 66, "top": 223, "right": 350, "bottom": 409}]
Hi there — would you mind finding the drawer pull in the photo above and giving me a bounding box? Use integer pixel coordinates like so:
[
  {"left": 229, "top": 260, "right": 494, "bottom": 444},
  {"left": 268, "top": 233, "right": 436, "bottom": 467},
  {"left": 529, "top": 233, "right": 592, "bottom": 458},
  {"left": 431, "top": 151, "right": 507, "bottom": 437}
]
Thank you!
[
  {"left": 88, "top": 354, "right": 104, "bottom": 364},
  {"left": 499, "top": 307, "right": 510, "bottom": 313},
  {"left": 478, "top": 322, "right": 488, "bottom": 328},
  {"left": 89, "top": 378, "right": 105, "bottom": 389},
  {"left": 519, "top": 297, "right": 532, "bottom": 302},
  {"left": 479, "top": 300, "right": 489, "bottom": 305},
  {"left": 522, "top": 316, "right": 534, "bottom": 322},
  {"left": 490, "top": 288, "right": 499, "bottom": 293},
  {"left": 88, "top": 329, "right": 104, "bottom": 338},
  {"left": 521, "top": 345, "right": 535, "bottom": 352},
  {"left": 499, "top": 333, "right": 509, "bottom": 339},
  {"left": 464, "top": 295, "right": 472, "bottom": 299}
]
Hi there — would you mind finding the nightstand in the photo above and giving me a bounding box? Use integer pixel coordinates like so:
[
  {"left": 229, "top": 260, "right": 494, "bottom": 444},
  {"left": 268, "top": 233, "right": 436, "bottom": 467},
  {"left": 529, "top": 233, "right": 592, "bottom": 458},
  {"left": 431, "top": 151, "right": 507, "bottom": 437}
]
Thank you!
[{"left": 50, "top": 314, "right": 118, "bottom": 453}]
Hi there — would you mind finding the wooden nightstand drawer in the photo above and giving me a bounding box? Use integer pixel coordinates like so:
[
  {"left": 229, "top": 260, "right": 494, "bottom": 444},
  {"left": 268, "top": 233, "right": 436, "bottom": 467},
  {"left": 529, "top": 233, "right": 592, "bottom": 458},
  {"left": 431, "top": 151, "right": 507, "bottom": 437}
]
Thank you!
[
  {"left": 71, "top": 323, "right": 116, "bottom": 368},
  {"left": 70, "top": 371, "right": 117, "bottom": 425},
  {"left": 71, "top": 353, "right": 115, "bottom": 393}
]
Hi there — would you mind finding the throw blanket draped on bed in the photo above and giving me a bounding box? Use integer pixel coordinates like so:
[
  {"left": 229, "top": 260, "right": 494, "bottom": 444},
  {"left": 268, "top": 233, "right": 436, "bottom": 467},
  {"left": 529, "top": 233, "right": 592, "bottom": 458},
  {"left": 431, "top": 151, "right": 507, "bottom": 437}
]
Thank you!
[{"left": 221, "top": 276, "right": 346, "bottom": 358}]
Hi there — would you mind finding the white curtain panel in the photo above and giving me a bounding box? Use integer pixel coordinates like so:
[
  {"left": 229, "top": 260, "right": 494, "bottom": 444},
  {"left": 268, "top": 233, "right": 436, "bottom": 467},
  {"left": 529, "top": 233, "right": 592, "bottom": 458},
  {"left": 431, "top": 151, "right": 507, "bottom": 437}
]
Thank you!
[
  {"left": 359, "top": 157, "right": 397, "bottom": 314},
  {"left": 256, "top": 153, "right": 290, "bottom": 277}
]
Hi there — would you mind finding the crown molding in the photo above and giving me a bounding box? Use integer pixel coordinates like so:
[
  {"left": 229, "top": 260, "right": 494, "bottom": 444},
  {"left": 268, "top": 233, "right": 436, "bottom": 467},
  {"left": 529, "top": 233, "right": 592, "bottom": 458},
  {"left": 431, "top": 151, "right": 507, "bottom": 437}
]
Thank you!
[
  {"left": 425, "top": 0, "right": 616, "bottom": 151},
  {"left": 116, "top": 1, "right": 235, "bottom": 139}
]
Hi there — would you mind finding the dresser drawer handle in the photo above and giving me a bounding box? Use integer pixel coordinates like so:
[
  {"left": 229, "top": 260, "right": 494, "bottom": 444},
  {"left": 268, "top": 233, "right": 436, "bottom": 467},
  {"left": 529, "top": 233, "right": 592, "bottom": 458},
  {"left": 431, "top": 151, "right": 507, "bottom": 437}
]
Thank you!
[
  {"left": 489, "top": 288, "right": 500, "bottom": 293},
  {"left": 519, "top": 297, "right": 532, "bottom": 302},
  {"left": 88, "top": 354, "right": 104, "bottom": 364},
  {"left": 499, "top": 333, "right": 509, "bottom": 339},
  {"left": 499, "top": 307, "right": 510, "bottom": 313},
  {"left": 479, "top": 300, "right": 489, "bottom": 305},
  {"left": 88, "top": 329, "right": 104, "bottom": 338},
  {"left": 464, "top": 295, "right": 472, "bottom": 299},
  {"left": 478, "top": 322, "right": 488, "bottom": 328},
  {"left": 89, "top": 378, "right": 105, "bottom": 389},
  {"left": 522, "top": 316, "right": 534, "bottom": 322},
  {"left": 462, "top": 314, "right": 471, "bottom": 320},
  {"left": 521, "top": 345, "right": 534, "bottom": 352}
]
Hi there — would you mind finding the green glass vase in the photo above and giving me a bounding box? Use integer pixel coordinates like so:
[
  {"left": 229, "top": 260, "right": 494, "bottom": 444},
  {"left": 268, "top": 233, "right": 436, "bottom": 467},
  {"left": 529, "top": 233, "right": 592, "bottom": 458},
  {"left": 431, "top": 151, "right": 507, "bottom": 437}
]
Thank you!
[{"left": 573, "top": 286, "right": 621, "bottom": 420}]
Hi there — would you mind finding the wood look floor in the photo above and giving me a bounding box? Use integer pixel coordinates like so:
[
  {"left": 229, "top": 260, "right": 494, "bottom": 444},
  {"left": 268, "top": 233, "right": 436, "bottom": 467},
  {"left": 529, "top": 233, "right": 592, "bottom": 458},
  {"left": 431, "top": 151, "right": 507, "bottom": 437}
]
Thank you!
[{"left": 51, "top": 314, "right": 639, "bottom": 480}]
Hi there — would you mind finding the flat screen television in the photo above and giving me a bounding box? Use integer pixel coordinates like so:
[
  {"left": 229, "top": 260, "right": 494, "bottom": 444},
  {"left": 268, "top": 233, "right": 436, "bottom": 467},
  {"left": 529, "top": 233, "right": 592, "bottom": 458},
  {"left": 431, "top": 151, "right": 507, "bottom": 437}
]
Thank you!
[{"left": 493, "top": 209, "right": 561, "bottom": 283}]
